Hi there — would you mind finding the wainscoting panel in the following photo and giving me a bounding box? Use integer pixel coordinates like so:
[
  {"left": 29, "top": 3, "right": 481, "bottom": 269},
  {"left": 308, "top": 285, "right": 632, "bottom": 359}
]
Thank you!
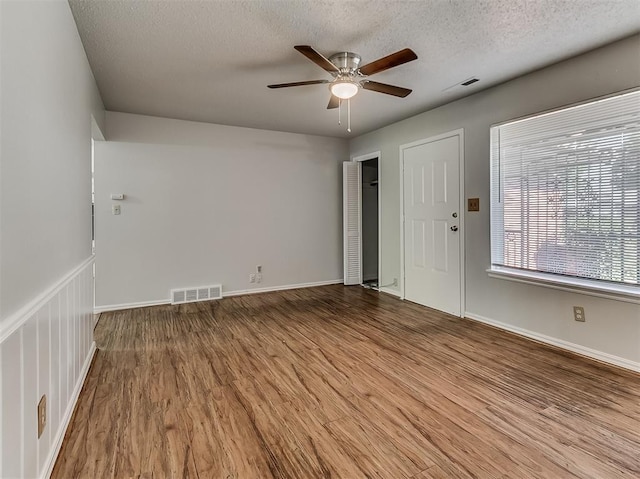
[{"left": 0, "top": 258, "right": 96, "bottom": 479}]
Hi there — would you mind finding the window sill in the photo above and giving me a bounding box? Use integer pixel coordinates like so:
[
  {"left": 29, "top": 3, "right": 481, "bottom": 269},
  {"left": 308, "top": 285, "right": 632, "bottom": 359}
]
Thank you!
[{"left": 487, "top": 267, "right": 640, "bottom": 304}]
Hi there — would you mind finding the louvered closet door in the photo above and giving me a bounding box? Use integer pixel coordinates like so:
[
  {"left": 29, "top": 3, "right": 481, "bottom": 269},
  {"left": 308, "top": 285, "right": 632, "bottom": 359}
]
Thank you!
[{"left": 343, "top": 162, "right": 362, "bottom": 285}]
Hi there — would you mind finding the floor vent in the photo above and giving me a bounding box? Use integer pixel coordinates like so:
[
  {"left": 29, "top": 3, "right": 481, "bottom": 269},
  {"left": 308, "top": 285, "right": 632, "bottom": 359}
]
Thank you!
[{"left": 171, "top": 284, "right": 222, "bottom": 304}]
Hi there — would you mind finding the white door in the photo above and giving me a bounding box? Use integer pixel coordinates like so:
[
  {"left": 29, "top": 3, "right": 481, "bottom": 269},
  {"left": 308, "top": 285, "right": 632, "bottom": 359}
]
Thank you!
[
  {"left": 402, "top": 133, "right": 462, "bottom": 316},
  {"left": 343, "top": 162, "right": 362, "bottom": 285}
]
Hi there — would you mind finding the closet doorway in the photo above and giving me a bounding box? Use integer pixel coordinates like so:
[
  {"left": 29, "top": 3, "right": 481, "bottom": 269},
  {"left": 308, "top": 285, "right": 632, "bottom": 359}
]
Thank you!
[
  {"left": 361, "top": 158, "right": 379, "bottom": 288},
  {"left": 343, "top": 152, "right": 380, "bottom": 289}
]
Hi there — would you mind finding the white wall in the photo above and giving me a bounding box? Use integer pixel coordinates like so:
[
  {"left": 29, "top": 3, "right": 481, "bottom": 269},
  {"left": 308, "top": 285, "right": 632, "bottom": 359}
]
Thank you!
[
  {"left": 94, "top": 112, "right": 347, "bottom": 309},
  {"left": 0, "top": 2, "right": 104, "bottom": 323},
  {"left": 350, "top": 35, "right": 640, "bottom": 368},
  {"left": 0, "top": 1, "right": 104, "bottom": 477}
]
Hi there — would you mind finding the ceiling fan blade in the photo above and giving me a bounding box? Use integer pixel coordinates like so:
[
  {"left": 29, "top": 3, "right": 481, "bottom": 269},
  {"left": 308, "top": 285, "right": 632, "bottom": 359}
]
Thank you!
[
  {"left": 268, "top": 79, "right": 329, "bottom": 89},
  {"left": 294, "top": 45, "right": 340, "bottom": 74},
  {"left": 327, "top": 94, "right": 339, "bottom": 109},
  {"left": 359, "top": 48, "right": 417, "bottom": 76},
  {"left": 362, "top": 81, "right": 412, "bottom": 97}
]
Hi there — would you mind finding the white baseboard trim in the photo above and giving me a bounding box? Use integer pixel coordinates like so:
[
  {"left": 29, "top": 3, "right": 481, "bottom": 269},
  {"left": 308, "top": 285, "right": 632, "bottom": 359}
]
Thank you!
[
  {"left": 94, "top": 299, "right": 171, "bottom": 313},
  {"left": 379, "top": 286, "right": 402, "bottom": 298},
  {"left": 1, "top": 256, "right": 95, "bottom": 344},
  {"left": 43, "top": 341, "right": 97, "bottom": 479},
  {"left": 94, "top": 279, "right": 344, "bottom": 313},
  {"left": 465, "top": 312, "right": 640, "bottom": 373},
  {"left": 222, "top": 279, "right": 343, "bottom": 298}
]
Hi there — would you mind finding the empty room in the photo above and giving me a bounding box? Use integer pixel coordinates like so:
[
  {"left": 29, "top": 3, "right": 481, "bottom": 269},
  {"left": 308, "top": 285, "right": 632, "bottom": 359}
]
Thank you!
[{"left": 2, "top": 1, "right": 640, "bottom": 478}]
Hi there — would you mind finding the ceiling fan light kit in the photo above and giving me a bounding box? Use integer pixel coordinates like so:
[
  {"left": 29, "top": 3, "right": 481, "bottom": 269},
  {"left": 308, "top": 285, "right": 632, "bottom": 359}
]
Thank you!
[
  {"left": 268, "top": 45, "right": 417, "bottom": 133},
  {"left": 330, "top": 80, "right": 359, "bottom": 100}
]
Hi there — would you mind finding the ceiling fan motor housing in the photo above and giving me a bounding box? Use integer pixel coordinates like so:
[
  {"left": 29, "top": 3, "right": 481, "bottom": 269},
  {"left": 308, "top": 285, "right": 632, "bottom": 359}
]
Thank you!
[{"left": 328, "top": 52, "right": 362, "bottom": 76}]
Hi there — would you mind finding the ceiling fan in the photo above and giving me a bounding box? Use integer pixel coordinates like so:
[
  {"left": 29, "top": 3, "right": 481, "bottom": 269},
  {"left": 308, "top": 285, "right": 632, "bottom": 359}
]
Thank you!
[{"left": 268, "top": 45, "right": 418, "bottom": 109}]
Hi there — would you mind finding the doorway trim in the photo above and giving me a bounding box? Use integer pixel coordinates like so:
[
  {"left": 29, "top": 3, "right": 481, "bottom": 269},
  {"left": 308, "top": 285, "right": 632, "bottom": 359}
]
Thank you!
[
  {"left": 399, "top": 129, "right": 465, "bottom": 316},
  {"left": 351, "top": 151, "right": 381, "bottom": 289}
]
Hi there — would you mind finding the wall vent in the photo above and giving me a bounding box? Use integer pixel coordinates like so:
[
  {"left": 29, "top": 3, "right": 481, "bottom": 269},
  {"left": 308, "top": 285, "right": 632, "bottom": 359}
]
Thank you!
[
  {"left": 461, "top": 78, "right": 479, "bottom": 86},
  {"left": 442, "top": 76, "right": 480, "bottom": 92},
  {"left": 171, "top": 284, "right": 222, "bottom": 304}
]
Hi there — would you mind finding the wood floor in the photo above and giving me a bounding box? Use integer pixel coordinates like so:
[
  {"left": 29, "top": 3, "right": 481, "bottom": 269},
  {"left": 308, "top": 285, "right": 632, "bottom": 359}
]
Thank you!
[{"left": 52, "top": 285, "right": 640, "bottom": 479}]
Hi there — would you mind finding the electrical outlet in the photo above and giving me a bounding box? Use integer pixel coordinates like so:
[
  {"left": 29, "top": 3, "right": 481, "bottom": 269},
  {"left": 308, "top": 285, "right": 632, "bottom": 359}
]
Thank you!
[
  {"left": 249, "top": 273, "right": 256, "bottom": 283},
  {"left": 112, "top": 204, "right": 121, "bottom": 215},
  {"left": 37, "top": 395, "right": 46, "bottom": 439},
  {"left": 256, "top": 273, "right": 262, "bottom": 283},
  {"left": 468, "top": 198, "right": 480, "bottom": 212},
  {"left": 573, "top": 306, "right": 585, "bottom": 322}
]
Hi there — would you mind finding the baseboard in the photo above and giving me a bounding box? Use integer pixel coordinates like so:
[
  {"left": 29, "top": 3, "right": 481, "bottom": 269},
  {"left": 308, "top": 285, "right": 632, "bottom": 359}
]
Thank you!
[
  {"left": 0, "top": 256, "right": 94, "bottom": 344},
  {"left": 94, "top": 279, "right": 344, "bottom": 313},
  {"left": 379, "top": 286, "right": 402, "bottom": 298},
  {"left": 42, "top": 341, "right": 97, "bottom": 479},
  {"left": 222, "top": 279, "right": 343, "bottom": 298},
  {"left": 465, "top": 312, "right": 640, "bottom": 373},
  {"left": 94, "top": 299, "right": 171, "bottom": 313}
]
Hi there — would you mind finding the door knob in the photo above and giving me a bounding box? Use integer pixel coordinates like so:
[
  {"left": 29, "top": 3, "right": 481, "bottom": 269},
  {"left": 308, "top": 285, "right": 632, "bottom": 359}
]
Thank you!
[{"left": 450, "top": 226, "right": 458, "bottom": 232}]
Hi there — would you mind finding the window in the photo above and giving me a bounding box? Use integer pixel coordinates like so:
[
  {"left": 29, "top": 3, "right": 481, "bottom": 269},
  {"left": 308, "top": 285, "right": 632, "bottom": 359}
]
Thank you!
[{"left": 490, "top": 90, "right": 640, "bottom": 296}]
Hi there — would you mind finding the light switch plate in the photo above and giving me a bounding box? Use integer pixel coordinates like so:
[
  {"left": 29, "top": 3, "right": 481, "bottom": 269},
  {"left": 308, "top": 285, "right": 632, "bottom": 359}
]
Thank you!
[
  {"left": 468, "top": 198, "right": 480, "bottom": 212},
  {"left": 37, "top": 395, "right": 46, "bottom": 438}
]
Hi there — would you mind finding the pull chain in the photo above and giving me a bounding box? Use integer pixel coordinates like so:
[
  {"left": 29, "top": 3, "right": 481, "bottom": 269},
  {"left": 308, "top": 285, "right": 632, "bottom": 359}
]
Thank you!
[{"left": 336, "top": 98, "right": 352, "bottom": 133}]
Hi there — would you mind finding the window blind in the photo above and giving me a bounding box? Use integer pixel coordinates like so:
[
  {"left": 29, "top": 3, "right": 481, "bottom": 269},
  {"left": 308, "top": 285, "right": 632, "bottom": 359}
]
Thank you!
[{"left": 490, "top": 90, "right": 640, "bottom": 286}]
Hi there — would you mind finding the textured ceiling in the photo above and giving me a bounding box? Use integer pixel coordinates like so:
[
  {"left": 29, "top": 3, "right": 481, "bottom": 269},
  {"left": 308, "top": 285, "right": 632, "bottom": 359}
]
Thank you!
[{"left": 69, "top": 0, "right": 640, "bottom": 138}]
